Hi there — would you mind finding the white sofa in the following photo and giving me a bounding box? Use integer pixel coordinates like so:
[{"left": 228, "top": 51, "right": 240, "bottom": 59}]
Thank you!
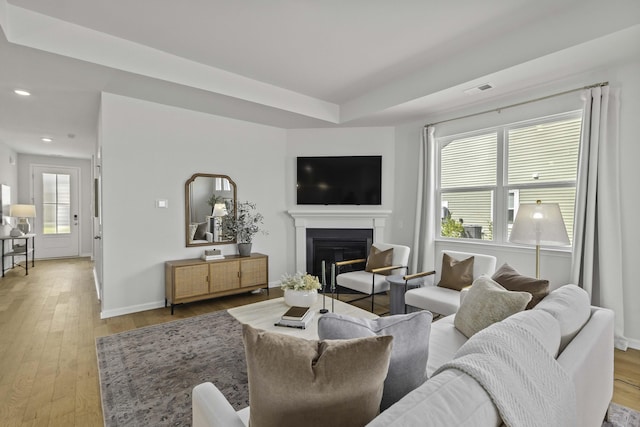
[{"left": 193, "top": 284, "right": 614, "bottom": 427}]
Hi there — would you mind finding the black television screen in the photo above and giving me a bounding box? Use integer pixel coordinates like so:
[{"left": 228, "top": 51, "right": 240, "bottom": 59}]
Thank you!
[{"left": 296, "top": 156, "right": 382, "bottom": 205}]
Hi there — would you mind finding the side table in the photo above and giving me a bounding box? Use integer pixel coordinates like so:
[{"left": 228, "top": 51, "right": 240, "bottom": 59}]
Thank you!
[
  {"left": 386, "top": 271, "right": 435, "bottom": 315},
  {"left": 1, "top": 234, "right": 36, "bottom": 277}
]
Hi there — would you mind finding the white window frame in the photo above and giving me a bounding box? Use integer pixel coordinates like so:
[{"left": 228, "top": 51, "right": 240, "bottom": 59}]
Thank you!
[{"left": 436, "top": 110, "right": 581, "bottom": 246}]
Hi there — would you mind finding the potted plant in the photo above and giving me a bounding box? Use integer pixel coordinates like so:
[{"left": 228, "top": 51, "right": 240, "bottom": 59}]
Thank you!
[
  {"left": 226, "top": 201, "right": 267, "bottom": 256},
  {"left": 280, "top": 272, "right": 321, "bottom": 307}
]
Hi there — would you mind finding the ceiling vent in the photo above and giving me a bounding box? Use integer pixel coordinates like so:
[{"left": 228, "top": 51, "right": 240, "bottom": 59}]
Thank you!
[{"left": 464, "top": 83, "right": 494, "bottom": 95}]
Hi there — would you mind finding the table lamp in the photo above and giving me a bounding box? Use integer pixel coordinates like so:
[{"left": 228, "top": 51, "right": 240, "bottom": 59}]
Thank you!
[
  {"left": 212, "top": 203, "right": 228, "bottom": 241},
  {"left": 9, "top": 204, "right": 36, "bottom": 236},
  {"left": 509, "top": 200, "right": 570, "bottom": 278}
]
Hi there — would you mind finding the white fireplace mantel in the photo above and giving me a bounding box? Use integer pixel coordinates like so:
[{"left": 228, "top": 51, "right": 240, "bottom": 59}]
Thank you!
[{"left": 287, "top": 209, "right": 392, "bottom": 272}]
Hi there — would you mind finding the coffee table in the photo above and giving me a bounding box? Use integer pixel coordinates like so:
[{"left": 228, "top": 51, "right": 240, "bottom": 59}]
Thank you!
[{"left": 228, "top": 296, "right": 377, "bottom": 339}]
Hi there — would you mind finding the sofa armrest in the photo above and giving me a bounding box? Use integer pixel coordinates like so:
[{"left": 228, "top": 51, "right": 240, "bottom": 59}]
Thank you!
[
  {"left": 556, "top": 307, "right": 614, "bottom": 427},
  {"left": 193, "top": 382, "right": 246, "bottom": 427},
  {"left": 205, "top": 232, "right": 214, "bottom": 242}
]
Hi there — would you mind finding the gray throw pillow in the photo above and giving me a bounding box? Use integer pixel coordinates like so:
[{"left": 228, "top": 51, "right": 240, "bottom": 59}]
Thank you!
[{"left": 318, "top": 311, "right": 432, "bottom": 411}]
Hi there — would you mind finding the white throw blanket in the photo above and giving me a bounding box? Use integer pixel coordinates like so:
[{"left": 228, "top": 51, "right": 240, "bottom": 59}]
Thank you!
[{"left": 433, "top": 320, "right": 577, "bottom": 427}]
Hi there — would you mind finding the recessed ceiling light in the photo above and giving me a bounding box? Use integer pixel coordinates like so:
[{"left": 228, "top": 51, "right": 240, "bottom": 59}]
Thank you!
[
  {"left": 41, "top": 137, "right": 53, "bottom": 143},
  {"left": 14, "top": 89, "right": 31, "bottom": 96}
]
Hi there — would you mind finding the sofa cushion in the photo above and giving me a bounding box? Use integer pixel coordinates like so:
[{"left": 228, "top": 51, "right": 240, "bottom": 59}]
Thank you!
[
  {"left": 365, "top": 245, "right": 394, "bottom": 275},
  {"left": 318, "top": 311, "right": 432, "bottom": 411},
  {"left": 437, "top": 253, "right": 474, "bottom": 291},
  {"left": 503, "top": 309, "right": 561, "bottom": 358},
  {"left": 242, "top": 324, "right": 392, "bottom": 427},
  {"left": 534, "top": 284, "right": 591, "bottom": 353},
  {"left": 454, "top": 276, "right": 532, "bottom": 338},
  {"left": 491, "top": 263, "right": 549, "bottom": 308},
  {"left": 426, "top": 314, "right": 467, "bottom": 377}
]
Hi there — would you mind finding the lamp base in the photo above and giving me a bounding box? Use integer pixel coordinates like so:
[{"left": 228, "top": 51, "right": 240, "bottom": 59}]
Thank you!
[
  {"left": 10, "top": 228, "right": 24, "bottom": 237},
  {"left": 17, "top": 219, "right": 30, "bottom": 234}
]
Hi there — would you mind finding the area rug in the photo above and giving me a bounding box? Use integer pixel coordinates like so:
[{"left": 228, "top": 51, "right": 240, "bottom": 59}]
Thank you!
[
  {"left": 96, "top": 310, "right": 248, "bottom": 426},
  {"left": 606, "top": 402, "right": 640, "bottom": 427}
]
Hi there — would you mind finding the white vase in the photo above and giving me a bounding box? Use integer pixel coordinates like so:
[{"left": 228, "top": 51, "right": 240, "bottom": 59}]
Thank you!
[{"left": 284, "top": 289, "right": 318, "bottom": 307}]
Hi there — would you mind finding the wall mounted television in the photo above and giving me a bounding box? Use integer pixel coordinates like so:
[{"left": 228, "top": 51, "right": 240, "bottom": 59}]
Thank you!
[{"left": 296, "top": 156, "right": 382, "bottom": 205}]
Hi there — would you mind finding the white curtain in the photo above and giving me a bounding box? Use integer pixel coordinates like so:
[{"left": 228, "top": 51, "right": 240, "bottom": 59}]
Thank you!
[
  {"left": 571, "top": 86, "right": 627, "bottom": 350},
  {"left": 411, "top": 126, "right": 437, "bottom": 274}
]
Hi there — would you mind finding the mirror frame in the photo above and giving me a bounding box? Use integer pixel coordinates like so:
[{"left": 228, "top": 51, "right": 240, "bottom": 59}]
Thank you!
[{"left": 185, "top": 173, "right": 237, "bottom": 247}]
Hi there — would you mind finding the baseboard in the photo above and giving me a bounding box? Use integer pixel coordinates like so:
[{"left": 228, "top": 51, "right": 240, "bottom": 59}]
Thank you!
[
  {"left": 101, "top": 281, "right": 279, "bottom": 319},
  {"left": 100, "top": 300, "right": 165, "bottom": 319},
  {"left": 92, "top": 267, "right": 101, "bottom": 300},
  {"left": 626, "top": 337, "right": 640, "bottom": 350}
]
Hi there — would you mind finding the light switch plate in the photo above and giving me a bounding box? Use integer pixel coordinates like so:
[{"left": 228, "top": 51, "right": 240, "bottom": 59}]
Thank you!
[{"left": 156, "top": 199, "right": 168, "bottom": 208}]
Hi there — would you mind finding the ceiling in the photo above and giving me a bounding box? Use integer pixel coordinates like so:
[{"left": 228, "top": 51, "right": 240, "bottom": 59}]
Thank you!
[{"left": 1, "top": 0, "right": 639, "bottom": 159}]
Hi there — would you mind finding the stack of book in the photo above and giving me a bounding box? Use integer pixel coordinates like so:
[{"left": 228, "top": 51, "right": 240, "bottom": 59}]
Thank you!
[
  {"left": 275, "top": 306, "right": 315, "bottom": 329},
  {"left": 201, "top": 249, "right": 224, "bottom": 261}
]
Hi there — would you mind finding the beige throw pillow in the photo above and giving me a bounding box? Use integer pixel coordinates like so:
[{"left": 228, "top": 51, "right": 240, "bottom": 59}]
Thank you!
[
  {"left": 243, "top": 324, "right": 393, "bottom": 427},
  {"left": 491, "top": 263, "right": 549, "bottom": 309},
  {"left": 437, "top": 253, "right": 474, "bottom": 291},
  {"left": 454, "top": 276, "right": 532, "bottom": 338},
  {"left": 365, "top": 246, "right": 394, "bottom": 275}
]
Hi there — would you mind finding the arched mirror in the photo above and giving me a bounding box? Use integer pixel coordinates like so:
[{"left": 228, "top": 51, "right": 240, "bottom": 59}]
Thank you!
[{"left": 185, "top": 173, "right": 237, "bottom": 247}]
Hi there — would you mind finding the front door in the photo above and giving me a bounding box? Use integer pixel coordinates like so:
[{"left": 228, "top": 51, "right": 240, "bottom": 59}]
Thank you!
[{"left": 32, "top": 165, "right": 80, "bottom": 258}]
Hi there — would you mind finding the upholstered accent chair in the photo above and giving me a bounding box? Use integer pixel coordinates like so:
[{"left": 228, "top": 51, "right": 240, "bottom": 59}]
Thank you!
[
  {"left": 404, "top": 250, "right": 497, "bottom": 316},
  {"left": 335, "top": 243, "right": 410, "bottom": 312}
]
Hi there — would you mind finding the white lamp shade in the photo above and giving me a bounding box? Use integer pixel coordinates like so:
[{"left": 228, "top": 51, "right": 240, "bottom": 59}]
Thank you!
[
  {"left": 9, "top": 204, "right": 36, "bottom": 218},
  {"left": 212, "top": 203, "right": 228, "bottom": 217},
  {"left": 509, "top": 202, "right": 570, "bottom": 246}
]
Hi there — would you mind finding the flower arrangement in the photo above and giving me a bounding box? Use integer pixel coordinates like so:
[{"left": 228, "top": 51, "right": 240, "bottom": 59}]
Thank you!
[
  {"left": 280, "top": 272, "right": 321, "bottom": 291},
  {"left": 226, "top": 201, "right": 267, "bottom": 243}
]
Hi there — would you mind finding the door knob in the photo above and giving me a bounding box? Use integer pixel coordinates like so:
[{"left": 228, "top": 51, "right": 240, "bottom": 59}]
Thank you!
[{"left": 94, "top": 236, "right": 102, "bottom": 240}]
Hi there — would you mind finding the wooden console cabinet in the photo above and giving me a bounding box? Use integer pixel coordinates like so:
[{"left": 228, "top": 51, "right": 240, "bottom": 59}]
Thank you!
[{"left": 165, "top": 253, "right": 268, "bottom": 314}]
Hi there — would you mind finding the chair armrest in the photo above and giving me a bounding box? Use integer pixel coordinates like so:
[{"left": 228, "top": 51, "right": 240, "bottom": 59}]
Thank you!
[
  {"left": 371, "top": 264, "right": 406, "bottom": 274},
  {"left": 403, "top": 270, "right": 435, "bottom": 281},
  {"left": 192, "top": 382, "right": 246, "bottom": 427},
  {"left": 335, "top": 258, "right": 367, "bottom": 267}
]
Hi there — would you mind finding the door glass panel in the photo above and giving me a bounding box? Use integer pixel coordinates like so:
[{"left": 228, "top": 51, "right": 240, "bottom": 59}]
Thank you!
[{"left": 42, "top": 173, "right": 71, "bottom": 235}]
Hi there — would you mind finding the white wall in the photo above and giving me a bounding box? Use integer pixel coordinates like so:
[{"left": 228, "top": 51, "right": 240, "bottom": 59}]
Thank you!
[
  {"left": 391, "top": 58, "right": 640, "bottom": 348},
  {"left": 0, "top": 142, "right": 19, "bottom": 261},
  {"left": 16, "top": 154, "right": 93, "bottom": 257},
  {"left": 99, "top": 93, "right": 288, "bottom": 318},
  {"left": 0, "top": 141, "right": 18, "bottom": 219}
]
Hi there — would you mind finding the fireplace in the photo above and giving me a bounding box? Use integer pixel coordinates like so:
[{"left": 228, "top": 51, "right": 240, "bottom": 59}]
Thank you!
[
  {"left": 287, "top": 208, "right": 391, "bottom": 275},
  {"left": 306, "top": 228, "right": 373, "bottom": 285}
]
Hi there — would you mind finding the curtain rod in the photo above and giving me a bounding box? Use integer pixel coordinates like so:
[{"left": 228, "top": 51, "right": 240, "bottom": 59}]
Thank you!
[{"left": 424, "top": 81, "right": 609, "bottom": 128}]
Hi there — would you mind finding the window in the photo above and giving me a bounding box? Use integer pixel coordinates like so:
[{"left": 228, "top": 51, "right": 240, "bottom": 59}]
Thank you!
[
  {"left": 43, "top": 173, "right": 71, "bottom": 234},
  {"left": 437, "top": 111, "right": 581, "bottom": 244}
]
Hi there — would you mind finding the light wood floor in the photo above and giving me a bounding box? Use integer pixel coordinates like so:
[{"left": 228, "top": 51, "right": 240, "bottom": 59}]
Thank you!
[{"left": 0, "top": 258, "right": 637, "bottom": 426}]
